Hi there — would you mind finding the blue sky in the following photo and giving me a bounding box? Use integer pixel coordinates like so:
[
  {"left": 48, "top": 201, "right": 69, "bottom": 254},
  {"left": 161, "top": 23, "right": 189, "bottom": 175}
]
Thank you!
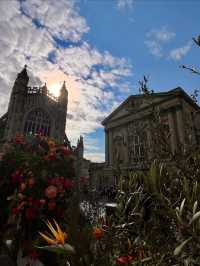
[
  {"left": 79, "top": 0, "right": 200, "bottom": 161},
  {"left": 80, "top": 0, "right": 200, "bottom": 91},
  {"left": 0, "top": 0, "right": 199, "bottom": 162}
]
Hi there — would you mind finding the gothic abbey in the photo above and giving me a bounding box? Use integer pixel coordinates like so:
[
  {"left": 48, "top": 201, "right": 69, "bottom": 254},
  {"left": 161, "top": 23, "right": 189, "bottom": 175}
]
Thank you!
[{"left": 2, "top": 65, "right": 68, "bottom": 143}]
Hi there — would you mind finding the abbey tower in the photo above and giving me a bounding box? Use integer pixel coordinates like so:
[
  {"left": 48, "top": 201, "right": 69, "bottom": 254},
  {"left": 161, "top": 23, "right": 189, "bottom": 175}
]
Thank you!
[{"left": 3, "top": 66, "right": 68, "bottom": 143}]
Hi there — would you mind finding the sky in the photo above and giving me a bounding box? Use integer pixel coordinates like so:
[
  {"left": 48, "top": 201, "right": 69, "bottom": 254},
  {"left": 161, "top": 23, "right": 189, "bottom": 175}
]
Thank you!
[{"left": 0, "top": 0, "right": 200, "bottom": 162}]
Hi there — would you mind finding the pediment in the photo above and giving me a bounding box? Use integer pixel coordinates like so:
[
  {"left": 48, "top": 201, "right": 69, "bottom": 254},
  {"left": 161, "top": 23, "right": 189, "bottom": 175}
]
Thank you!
[
  {"left": 102, "top": 96, "right": 151, "bottom": 124},
  {"left": 102, "top": 91, "right": 182, "bottom": 126}
]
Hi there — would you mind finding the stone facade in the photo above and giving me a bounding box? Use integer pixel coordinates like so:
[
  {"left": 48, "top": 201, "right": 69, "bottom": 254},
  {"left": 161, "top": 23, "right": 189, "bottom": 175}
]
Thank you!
[
  {"left": 91, "top": 88, "right": 200, "bottom": 189},
  {"left": 3, "top": 66, "right": 68, "bottom": 143}
]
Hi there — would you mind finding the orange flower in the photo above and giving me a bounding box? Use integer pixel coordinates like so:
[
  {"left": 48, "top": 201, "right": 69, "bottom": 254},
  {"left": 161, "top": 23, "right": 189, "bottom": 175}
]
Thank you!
[
  {"left": 15, "top": 134, "right": 25, "bottom": 144},
  {"left": 45, "top": 185, "right": 57, "bottom": 199},
  {"left": 39, "top": 220, "right": 67, "bottom": 245},
  {"left": 48, "top": 140, "right": 56, "bottom": 148},
  {"left": 93, "top": 227, "right": 104, "bottom": 240},
  {"left": 28, "top": 177, "right": 35, "bottom": 188}
]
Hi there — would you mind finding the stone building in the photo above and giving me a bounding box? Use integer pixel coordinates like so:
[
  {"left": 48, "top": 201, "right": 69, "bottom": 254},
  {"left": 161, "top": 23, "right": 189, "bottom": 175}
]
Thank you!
[
  {"left": 1, "top": 66, "right": 68, "bottom": 143},
  {"left": 91, "top": 87, "right": 200, "bottom": 189}
]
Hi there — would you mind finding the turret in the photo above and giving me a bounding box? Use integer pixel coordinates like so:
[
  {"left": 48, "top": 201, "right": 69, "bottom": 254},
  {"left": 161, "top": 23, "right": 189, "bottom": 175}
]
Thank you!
[
  {"left": 58, "top": 81, "right": 68, "bottom": 111},
  {"left": 77, "top": 135, "right": 84, "bottom": 159},
  {"left": 5, "top": 65, "right": 29, "bottom": 139},
  {"left": 42, "top": 82, "right": 47, "bottom": 95},
  {"left": 13, "top": 65, "right": 29, "bottom": 93}
]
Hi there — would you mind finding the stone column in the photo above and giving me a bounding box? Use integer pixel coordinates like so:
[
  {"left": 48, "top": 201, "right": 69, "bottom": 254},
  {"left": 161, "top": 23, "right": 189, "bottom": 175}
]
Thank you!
[
  {"left": 105, "top": 128, "right": 109, "bottom": 164},
  {"left": 146, "top": 128, "right": 152, "bottom": 160},
  {"left": 124, "top": 126, "right": 129, "bottom": 164},
  {"left": 176, "top": 108, "right": 185, "bottom": 145},
  {"left": 108, "top": 129, "right": 113, "bottom": 165},
  {"left": 168, "top": 111, "right": 177, "bottom": 153}
]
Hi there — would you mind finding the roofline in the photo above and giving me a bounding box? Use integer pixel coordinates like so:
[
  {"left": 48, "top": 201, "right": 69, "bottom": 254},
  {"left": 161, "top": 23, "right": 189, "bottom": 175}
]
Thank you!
[{"left": 102, "top": 87, "right": 200, "bottom": 125}]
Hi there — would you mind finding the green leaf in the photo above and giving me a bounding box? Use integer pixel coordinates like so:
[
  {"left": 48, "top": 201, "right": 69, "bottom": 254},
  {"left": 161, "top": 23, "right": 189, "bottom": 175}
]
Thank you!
[
  {"left": 190, "top": 210, "right": 200, "bottom": 225},
  {"left": 36, "top": 243, "right": 75, "bottom": 255},
  {"left": 174, "top": 238, "right": 192, "bottom": 256},
  {"left": 179, "top": 198, "right": 186, "bottom": 217}
]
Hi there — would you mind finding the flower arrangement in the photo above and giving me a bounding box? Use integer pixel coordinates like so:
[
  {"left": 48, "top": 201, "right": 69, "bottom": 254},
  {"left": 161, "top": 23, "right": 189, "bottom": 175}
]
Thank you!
[{"left": 0, "top": 134, "right": 76, "bottom": 263}]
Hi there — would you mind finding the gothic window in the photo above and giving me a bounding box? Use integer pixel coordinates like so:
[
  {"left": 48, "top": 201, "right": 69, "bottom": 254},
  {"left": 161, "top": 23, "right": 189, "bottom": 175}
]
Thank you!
[{"left": 24, "top": 108, "right": 51, "bottom": 136}]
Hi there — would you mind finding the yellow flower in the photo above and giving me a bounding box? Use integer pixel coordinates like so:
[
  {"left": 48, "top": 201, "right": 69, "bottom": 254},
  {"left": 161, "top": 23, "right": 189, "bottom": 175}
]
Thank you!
[
  {"left": 39, "top": 220, "right": 67, "bottom": 245},
  {"left": 48, "top": 140, "right": 56, "bottom": 148}
]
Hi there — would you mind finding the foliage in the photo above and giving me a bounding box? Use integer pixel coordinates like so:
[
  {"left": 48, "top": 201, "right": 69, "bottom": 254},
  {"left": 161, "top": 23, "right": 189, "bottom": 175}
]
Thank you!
[{"left": 0, "top": 134, "right": 76, "bottom": 264}]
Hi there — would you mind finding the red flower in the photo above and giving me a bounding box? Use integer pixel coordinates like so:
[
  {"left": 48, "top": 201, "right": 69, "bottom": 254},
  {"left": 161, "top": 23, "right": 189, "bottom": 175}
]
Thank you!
[
  {"left": 48, "top": 200, "right": 56, "bottom": 211},
  {"left": 45, "top": 185, "right": 58, "bottom": 199},
  {"left": 80, "top": 176, "right": 88, "bottom": 184},
  {"left": 49, "top": 152, "right": 56, "bottom": 161},
  {"left": 39, "top": 199, "right": 46, "bottom": 206},
  {"left": 29, "top": 249, "right": 39, "bottom": 260},
  {"left": 116, "top": 256, "right": 134, "bottom": 265},
  {"left": 12, "top": 207, "right": 20, "bottom": 216},
  {"left": 61, "top": 146, "right": 71, "bottom": 156},
  {"left": 63, "top": 179, "right": 74, "bottom": 189},
  {"left": 33, "top": 199, "right": 41, "bottom": 208},
  {"left": 25, "top": 207, "right": 37, "bottom": 220},
  {"left": 11, "top": 170, "right": 23, "bottom": 184},
  {"left": 14, "top": 134, "right": 25, "bottom": 144},
  {"left": 93, "top": 227, "right": 104, "bottom": 240}
]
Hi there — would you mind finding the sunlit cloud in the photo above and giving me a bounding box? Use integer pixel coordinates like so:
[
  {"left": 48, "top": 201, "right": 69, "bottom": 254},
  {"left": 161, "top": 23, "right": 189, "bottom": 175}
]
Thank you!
[{"left": 0, "top": 0, "right": 132, "bottom": 162}]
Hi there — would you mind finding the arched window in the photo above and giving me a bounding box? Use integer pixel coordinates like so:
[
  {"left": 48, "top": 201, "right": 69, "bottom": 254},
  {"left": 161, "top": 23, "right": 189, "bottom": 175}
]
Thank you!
[{"left": 24, "top": 108, "right": 51, "bottom": 136}]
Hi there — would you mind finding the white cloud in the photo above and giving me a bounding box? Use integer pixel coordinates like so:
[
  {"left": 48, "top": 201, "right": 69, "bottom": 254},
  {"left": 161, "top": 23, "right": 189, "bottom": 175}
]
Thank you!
[
  {"left": 169, "top": 41, "right": 192, "bottom": 61},
  {"left": 117, "top": 0, "right": 134, "bottom": 10},
  {"left": 0, "top": 0, "right": 132, "bottom": 162},
  {"left": 147, "top": 28, "right": 176, "bottom": 43},
  {"left": 145, "top": 27, "right": 176, "bottom": 57},
  {"left": 85, "top": 152, "right": 105, "bottom": 163},
  {"left": 20, "top": 0, "right": 89, "bottom": 41},
  {"left": 145, "top": 40, "right": 163, "bottom": 57}
]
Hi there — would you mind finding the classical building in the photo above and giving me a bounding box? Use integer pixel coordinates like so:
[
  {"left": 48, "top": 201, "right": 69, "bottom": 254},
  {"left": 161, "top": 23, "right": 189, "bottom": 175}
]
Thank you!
[{"left": 91, "top": 87, "right": 200, "bottom": 190}]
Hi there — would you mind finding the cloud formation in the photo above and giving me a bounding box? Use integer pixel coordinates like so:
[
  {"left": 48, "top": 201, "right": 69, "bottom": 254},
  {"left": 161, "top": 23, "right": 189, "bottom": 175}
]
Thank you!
[
  {"left": 0, "top": 0, "right": 132, "bottom": 161},
  {"left": 145, "top": 27, "right": 176, "bottom": 57},
  {"left": 169, "top": 41, "right": 192, "bottom": 61},
  {"left": 117, "top": 0, "right": 134, "bottom": 10}
]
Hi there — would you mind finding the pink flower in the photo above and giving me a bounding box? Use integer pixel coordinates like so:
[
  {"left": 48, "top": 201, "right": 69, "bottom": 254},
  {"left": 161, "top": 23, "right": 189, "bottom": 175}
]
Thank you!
[
  {"left": 39, "top": 199, "right": 46, "bottom": 206},
  {"left": 20, "top": 182, "right": 26, "bottom": 191},
  {"left": 45, "top": 185, "right": 58, "bottom": 199},
  {"left": 116, "top": 256, "right": 135, "bottom": 265}
]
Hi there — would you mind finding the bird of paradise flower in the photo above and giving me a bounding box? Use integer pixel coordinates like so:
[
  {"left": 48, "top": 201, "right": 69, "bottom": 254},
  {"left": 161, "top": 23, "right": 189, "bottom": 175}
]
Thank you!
[{"left": 37, "top": 220, "right": 75, "bottom": 255}]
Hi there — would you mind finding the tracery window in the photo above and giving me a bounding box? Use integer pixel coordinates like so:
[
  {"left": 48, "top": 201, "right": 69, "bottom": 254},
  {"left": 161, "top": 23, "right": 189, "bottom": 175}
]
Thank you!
[{"left": 24, "top": 108, "right": 51, "bottom": 136}]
